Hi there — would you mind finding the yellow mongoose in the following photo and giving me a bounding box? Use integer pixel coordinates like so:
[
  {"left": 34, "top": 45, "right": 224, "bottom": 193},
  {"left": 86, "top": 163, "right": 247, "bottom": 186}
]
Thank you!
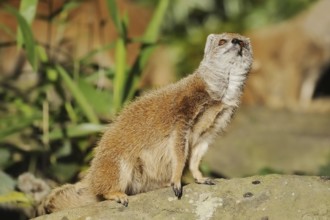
[{"left": 39, "top": 33, "right": 253, "bottom": 215}]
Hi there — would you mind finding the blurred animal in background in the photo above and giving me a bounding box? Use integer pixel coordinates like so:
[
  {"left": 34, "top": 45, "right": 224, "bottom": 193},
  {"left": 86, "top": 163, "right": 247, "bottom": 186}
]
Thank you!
[{"left": 243, "top": 0, "right": 330, "bottom": 111}]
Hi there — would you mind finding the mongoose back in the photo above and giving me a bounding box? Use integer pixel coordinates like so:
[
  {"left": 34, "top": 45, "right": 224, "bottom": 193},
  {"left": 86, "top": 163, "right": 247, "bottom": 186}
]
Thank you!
[{"left": 39, "top": 33, "right": 253, "bottom": 215}]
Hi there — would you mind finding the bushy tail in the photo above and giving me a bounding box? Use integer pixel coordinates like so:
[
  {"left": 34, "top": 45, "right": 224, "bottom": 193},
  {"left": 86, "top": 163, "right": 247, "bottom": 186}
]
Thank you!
[{"left": 37, "top": 181, "right": 99, "bottom": 216}]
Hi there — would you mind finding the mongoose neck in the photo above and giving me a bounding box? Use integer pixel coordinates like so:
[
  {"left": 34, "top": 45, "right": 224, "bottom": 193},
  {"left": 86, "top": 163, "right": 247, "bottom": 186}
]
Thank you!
[{"left": 198, "top": 60, "right": 247, "bottom": 106}]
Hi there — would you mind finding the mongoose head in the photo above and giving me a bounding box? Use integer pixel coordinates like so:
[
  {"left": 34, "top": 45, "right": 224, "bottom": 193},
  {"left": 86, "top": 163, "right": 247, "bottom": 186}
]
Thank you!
[{"left": 202, "top": 33, "right": 253, "bottom": 74}]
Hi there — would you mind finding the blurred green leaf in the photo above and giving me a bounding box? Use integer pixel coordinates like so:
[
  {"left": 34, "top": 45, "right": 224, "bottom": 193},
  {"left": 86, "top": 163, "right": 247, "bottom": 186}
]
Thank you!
[
  {"left": 18, "top": 0, "right": 38, "bottom": 23},
  {"left": 13, "top": 98, "right": 34, "bottom": 116},
  {"left": 46, "top": 67, "right": 58, "bottom": 82},
  {"left": 0, "top": 113, "right": 41, "bottom": 140},
  {"left": 122, "top": 11, "right": 129, "bottom": 34},
  {"left": 0, "top": 171, "right": 16, "bottom": 195},
  {"left": 142, "top": 0, "right": 168, "bottom": 44},
  {"left": 17, "top": 0, "right": 38, "bottom": 47},
  {"left": 113, "top": 38, "right": 127, "bottom": 112},
  {"left": 0, "top": 149, "right": 11, "bottom": 169},
  {"left": 50, "top": 163, "right": 80, "bottom": 182},
  {"left": 48, "top": 123, "right": 105, "bottom": 141},
  {"left": 55, "top": 65, "right": 100, "bottom": 124},
  {"left": 125, "top": 0, "right": 169, "bottom": 101},
  {"left": 54, "top": 140, "right": 72, "bottom": 158},
  {"left": 106, "top": 0, "right": 124, "bottom": 36},
  {"left": 83, "top": 69, "right": 115, "bottom": 83},
  {"left": 5, "top": 5, "right": 38, "bottom": 70},
  {"left": 64, "top": 102, "right": 78, "bottom": 123},
  {"left": 79, "top": 43, "right": 115, "bottom": 65},
  {"left": 78, "top": 79, "right": 113, "bottom": 116},
  {"left": 37, "top": 45, "right": 48, "bottom": 62},
  {"left": 0, "top": 191, "right": 31, "bottom": 206},
  {"left": 62, "top": 1, "right": 81, "bottom": 13}
]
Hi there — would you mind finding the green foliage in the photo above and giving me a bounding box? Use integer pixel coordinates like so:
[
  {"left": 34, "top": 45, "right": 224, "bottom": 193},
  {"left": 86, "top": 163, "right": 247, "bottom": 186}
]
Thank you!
[
  {"left": 113, "top": 38, "right": 127, "bottom": 112},
  {"left": 0, "top": 0, "right": 168, "bottom": 185},
  {"left": 0, "top": 191, "right": 32, "bottom": 207},
  {"left": 0, "top": 171, "right": 32, "bottom": 210},
  {"left": 0, "top": 171, "right": 16, "bottom": 195},
  {"left": 16, "top": 0, "right": 38, "bottom": 47},
  {"left": 124, "top": 0, "right": 169, "bottom": 102},
  {"left": 106, "top": 0, "right": 125, "bottom": 37},
  {"left": 55, "top": 65, "right": 99, "bottom": 124},
  {"left": 5, "top": 5, "right": 38, "bottom": 70},
  {"left": 106, "top": 0, "right": 169, "bottom": 111}
]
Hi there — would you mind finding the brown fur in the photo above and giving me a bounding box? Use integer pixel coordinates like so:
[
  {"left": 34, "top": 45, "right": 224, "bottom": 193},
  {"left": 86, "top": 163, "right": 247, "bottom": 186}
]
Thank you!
[
  {"left": 38, "top": 181, "right": 98, "bottom": 215},
  {"left": 38, "top": 33, "right": 253, "bottom": 215}
]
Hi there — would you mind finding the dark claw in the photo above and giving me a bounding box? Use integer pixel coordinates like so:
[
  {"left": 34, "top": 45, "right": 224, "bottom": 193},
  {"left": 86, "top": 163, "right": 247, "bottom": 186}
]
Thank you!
[
  {"left": 196, "top": 178, "right": 216, "bottom": 185},
  {"left": 171, "top": 183, "right": 182, "bottom": 199},
  {"left": 117, "top": 199, "right": 128, "bottom": 207},
  {"left": 205, "top": 178, "right": 215, "bottom": 185}
]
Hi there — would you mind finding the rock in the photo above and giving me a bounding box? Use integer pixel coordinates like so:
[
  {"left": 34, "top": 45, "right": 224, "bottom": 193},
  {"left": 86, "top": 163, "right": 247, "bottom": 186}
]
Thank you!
[
  {"left": 205, "top": 107, "right": 330, "bottom": 178},
  {"left": 33, "top": 175, "right": 330, "bottom": 220}
]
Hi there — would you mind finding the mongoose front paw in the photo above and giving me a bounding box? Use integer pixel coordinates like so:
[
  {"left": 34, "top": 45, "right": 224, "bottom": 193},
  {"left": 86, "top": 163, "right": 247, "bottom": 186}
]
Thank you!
[
  {"left": 195, "top": 178, "right": 215, "bottom": 185},
  {"left": 104, "top": 192, "right": 129, "bottom": 207},
  {"left": 122, "top": 199, "right": 128, "bottom": 207},
  {"left": 171, "top": 182, "right": 182, "bottom": 199},
  {"left": 116, "top": 195, "right": 129, "bottom": 207}
]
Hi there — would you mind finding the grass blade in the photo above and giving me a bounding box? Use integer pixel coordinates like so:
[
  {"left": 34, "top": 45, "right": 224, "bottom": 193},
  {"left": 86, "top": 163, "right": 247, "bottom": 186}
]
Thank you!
[
  {"left": 48, "top": 123, "right": 105, "bottom": 140},
  {"left": 142, "top": 0, "right": 169, "bottom": 44},
  {"left": 124, "top": 0, "right": 169, "bottom": 101},
  {"left": 79, "top": 43, "right": 115, "bottom": 65},
  {"left": 78, "top": 79, "right": 113, "bottom": 116},
  {"left": 0, "top": 113, "right": 41, "bottom": 140},
  {"left": 5, "top": 5, "right": 38, "bottom": 71},
  {"left": 17, "top": 0, "right": 38, "bottom": 48},
  {"left": 113, "top": 39, "right": 127, "bottom": 112},
  {"left": 105, "top": 0, "right": 123, "bottom": 36},
  {"left": 0, "top": 171, "right": 16, "bottom": 194},
  {"left": 55, "top": 66, "right": 100, "bottom": 124},
  {"left": 0, "top": 191, "right": 32, "bottom": 206}
]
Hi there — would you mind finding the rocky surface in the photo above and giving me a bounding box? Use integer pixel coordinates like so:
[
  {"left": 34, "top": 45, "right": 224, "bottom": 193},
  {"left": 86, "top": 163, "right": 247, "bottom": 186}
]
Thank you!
[
  {"left": 205, "top": 107, "right": 330, "bottom": 178},
  {"left": 33, "top": 175, "right": 330, "bottom": 220}
]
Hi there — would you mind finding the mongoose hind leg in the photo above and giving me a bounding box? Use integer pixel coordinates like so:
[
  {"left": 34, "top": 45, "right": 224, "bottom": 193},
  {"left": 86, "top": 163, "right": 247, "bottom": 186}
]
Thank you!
[
  {"left": 170, "top": 127, "right": 190, "bottom": 199},
  {"left": 189, "top": 142, "right": 215, "bottom": 185},
  {"left": 104, "top": 191, "right": 129, "bottom": 207},
  {"left": 89, "top": 154, "right": 129, "bottom": 206}
]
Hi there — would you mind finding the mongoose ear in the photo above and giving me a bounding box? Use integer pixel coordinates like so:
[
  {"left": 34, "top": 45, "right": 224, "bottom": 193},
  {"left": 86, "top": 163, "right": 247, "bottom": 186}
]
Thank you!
[{"left": 204, "top": 34, "right": 215, "bottom": 58}]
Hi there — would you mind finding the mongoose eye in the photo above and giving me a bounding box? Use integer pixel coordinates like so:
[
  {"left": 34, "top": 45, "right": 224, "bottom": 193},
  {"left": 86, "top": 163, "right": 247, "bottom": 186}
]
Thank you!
[{"left": 218, "top": 39, "right": 227, "bottom": 46}]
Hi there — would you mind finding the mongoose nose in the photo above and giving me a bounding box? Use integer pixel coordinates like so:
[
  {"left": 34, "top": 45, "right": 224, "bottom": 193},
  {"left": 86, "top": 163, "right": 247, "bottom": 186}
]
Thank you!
[{"left": 231, "top": 38, "right": 243, "bottom": 46}]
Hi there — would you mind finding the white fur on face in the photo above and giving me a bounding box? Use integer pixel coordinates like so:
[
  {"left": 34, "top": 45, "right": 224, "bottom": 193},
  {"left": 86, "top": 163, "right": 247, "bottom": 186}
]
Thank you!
[{"left": 200, "top": 33, "right": 253, "bottom": 105}]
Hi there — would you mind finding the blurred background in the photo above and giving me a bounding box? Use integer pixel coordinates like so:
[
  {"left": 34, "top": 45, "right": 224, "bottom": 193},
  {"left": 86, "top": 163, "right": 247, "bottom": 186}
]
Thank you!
[{"left": 0, "top": 0, "right": 329, "bottom": 219}]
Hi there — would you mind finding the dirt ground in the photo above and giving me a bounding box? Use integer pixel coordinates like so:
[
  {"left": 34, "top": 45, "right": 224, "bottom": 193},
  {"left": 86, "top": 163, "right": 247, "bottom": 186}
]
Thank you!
[{"left": 205, "top": 107, "right": 330, "bottom": 178}]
